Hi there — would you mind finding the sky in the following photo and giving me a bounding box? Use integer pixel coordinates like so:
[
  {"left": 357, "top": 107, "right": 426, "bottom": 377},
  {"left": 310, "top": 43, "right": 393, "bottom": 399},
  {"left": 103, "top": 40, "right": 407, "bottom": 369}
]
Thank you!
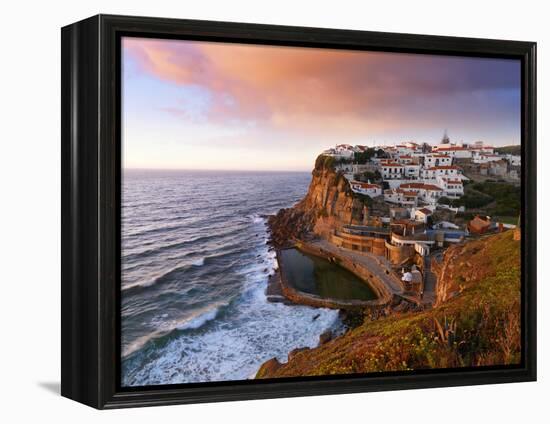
[{"left": 122, "top": 37, "right": 521, "bottom": 171}]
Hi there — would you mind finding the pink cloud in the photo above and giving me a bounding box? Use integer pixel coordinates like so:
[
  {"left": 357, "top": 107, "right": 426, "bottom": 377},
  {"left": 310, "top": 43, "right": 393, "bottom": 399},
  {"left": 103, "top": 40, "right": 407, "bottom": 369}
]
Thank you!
[{"left": 123, "top": 37, "right": 520, "bottom": 137}]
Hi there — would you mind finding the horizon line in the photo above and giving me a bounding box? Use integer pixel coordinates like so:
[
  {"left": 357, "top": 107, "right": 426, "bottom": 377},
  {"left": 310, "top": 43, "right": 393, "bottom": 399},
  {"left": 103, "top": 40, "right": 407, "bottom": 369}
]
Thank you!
[{"left": 124, "top": 167, "right": 313, "bottom": 172}]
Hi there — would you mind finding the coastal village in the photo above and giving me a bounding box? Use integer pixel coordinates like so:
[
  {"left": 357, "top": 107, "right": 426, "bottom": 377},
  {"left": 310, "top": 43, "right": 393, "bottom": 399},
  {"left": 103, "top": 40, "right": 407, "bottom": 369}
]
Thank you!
[
  {"left": 267, "top": 132, "right": 521, "bottom": 311},
  {"left": 259, "top": 132, "right": 522, "bottom": 378},
  {"left": 256, "top": 133, "right": 521, "bottom": 378},
  {"left": 320, "top": 133, "right": 520, "bottom": 304}
]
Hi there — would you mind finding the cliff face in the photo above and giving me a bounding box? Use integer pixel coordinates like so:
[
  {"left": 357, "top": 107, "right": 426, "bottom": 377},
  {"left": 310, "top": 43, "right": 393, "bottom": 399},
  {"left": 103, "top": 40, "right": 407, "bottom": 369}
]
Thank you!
[
  {"left": 268, "top": 160, "right": 364, "bottom": 246},
  {"left": 257, "top": 231, "right": 521, "bottom": 378}
]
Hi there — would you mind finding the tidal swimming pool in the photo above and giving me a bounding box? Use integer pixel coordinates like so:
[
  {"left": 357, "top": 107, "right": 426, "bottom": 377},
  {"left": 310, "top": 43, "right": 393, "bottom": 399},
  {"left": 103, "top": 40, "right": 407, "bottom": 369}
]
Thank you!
[{"left": 279, "top": 248, "right": 377, "bottom": 301}]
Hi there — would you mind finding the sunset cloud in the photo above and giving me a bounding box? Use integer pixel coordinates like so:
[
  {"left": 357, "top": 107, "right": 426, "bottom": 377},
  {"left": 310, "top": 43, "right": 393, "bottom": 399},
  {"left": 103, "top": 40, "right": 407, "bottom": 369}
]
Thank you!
[{"left": 122, "top": 37, "right": 521, "bottom": 170}]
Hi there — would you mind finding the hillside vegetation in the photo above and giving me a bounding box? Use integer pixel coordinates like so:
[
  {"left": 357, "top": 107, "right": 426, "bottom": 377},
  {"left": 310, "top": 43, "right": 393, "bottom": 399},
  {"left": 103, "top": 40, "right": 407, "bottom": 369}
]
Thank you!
[
  {"left": 495, "top": 145, "right": 521, "bottom": 155},
  {"left": 257, "top": 231, "right": 520, "bottom": 378},
  {"left": 443, "top": 181, "right": 520, "bottom": 222}
]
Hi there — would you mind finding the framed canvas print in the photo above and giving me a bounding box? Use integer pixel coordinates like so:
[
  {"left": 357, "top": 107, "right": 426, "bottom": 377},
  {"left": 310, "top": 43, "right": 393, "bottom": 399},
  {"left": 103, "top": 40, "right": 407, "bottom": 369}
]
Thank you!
[{"left": 61, "top": 14, "right": 537, "bottom": 409}]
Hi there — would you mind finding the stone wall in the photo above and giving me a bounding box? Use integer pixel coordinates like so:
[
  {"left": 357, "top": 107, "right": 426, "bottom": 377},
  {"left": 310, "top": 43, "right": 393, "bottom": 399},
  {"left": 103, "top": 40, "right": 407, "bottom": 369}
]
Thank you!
[
  {"left": 279, "top": 242, "right": 394, "bottom": 310},
  {"left": 385, "top": 241, "right": 415, "bottom": 265}
]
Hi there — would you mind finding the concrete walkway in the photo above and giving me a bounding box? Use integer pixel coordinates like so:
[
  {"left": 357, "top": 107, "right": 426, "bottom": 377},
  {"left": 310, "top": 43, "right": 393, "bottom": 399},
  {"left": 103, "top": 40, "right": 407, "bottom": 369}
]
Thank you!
[{"left": 310, "top": 239, "right": 404, "bottom": 295}]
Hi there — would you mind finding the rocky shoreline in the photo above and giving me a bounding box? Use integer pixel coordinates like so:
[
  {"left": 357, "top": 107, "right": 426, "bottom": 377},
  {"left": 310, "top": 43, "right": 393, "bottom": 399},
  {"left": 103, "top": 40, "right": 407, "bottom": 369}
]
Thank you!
[
  {"left": 256, "top": 211, "right": 346, "bottom": 378},
  {"left": 257, "top": 210, "right": 397, "bottom": 379}
]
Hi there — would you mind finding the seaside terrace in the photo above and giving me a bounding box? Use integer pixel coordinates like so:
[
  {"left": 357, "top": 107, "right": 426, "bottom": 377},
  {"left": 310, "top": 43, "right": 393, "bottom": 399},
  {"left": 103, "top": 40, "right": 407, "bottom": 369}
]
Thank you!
[{"left": 331, "top": 225, "right": 390, "bottom": 256}]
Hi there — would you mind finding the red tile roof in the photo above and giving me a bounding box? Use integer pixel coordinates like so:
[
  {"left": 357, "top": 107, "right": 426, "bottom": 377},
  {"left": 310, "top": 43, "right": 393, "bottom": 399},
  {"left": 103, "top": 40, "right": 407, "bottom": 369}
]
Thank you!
[
  {"left": 385, "top": 188, "right": 417, "bottom": 196},
  {"left": 426, "top": 166, "right": 460, "bottom": 170},
  {"left": 352, "top": 181, "right": 381, "bottom": 189},
  {"left": 435, "top": 146, "right": 468, "bottom": 151},
  {"left": 399, "top": 190, "right": 418, "bottom": 197},
  {"left": 400, "top": 182, "right": 443, "bottom": 191}
]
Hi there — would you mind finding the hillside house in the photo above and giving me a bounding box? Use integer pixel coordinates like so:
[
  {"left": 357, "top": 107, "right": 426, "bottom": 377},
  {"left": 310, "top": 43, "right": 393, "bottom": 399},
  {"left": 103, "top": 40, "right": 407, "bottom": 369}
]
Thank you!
[
  {"left": 384, "top": 188, "right": 418, "bottom": 207},
  {"left": 380, "top": 162, "right": 404, "bottom": 179},
  {"left": 414, "top": 208, "right": 433, "bottom": 223},
  {"left": 397, "top": 155, "right": 416, "bottom": 165},
  {"left": 403, "top": 164, "right": 421, "bottom": 179},
  {"left": 421, "top": 165, "right": 462, "bottom": 180},
  {"left": 468, "top": 215, "right": 492, "bottom": 234},
  {"left": 436, "top": 177, "right": 464, "bottom": 198},
  {"left": 350, "top": 181, "right": 382, "bottom": 197},
  {"left": 323, "top": 144, "right": 355, "bottom": 159},
  {"left": 505, "top": 154, "right": 521, "bottom": 166},
  {"left": 432, "top": 146, "right": 473, "bottom": 159},
  {"left": 473, "top": 153, "right": 501, "bottom": 164},
  {"left": 424, "top": 154, "right": 453, "bottom": 168},
  {"left": 399, "top": 182, "right": 444, "bottom": 205}
]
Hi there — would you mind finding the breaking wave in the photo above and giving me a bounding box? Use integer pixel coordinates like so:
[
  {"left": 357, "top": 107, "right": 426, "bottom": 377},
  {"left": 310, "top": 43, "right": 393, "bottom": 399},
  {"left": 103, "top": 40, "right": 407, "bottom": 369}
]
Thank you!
[{"left": 121, "top": 170, "right": 334, "bottom": 386}]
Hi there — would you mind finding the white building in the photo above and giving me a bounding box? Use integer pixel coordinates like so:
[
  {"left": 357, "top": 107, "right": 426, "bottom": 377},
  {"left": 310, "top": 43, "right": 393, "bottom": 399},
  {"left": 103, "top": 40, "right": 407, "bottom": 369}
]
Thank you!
[
  {"left": 403, "top": 141, "right": 422, "bottom": 150},
  {"left": 403, "top": 164, "right": 421, "bottom": 179},
  {"left": 380, "top": 161, "right": 404, "bottom": 180},
  {"left": 384, "top": 188, "right": 418, "bottom": 207},
  {"left": 350, "top": 181, "right": 383, "bottom": 197},
  {"left": 414, "top": 208, "right": 433, "bottom": 223},
  {"left": 421, "top": 165, "right": 462, "bottom": 180},
  {"left": 433, "top": 221, "right": 460, "bottom": 230},
  {"left": 399, "top": 182, "right": 444, "bottom": 205},
  {"left": 436, "top": 177, "right": 464, "bottom": 198},
  {"left": 424, "top": 154, "right": 453, "bottom": 168},
  {"left": 322, "top": 144, "right": 355, "bottom": 159},
  {"left": 394, "top": 144, "right": 417, "bottom": 155},
  {"left": 469, "top": 141, "right": 494, "bottom": 153},
  {"left": 397, "top": 155, "right": 416, "bottom": 165},
  {"left": 472, "top": 153, "right": 501, "bottom": 164},
  {"left": 432, "top": 146, "right": 472, "bottom": 159},
  {"left": 505, "top": 154, "right": 521, "bottom": 166}
]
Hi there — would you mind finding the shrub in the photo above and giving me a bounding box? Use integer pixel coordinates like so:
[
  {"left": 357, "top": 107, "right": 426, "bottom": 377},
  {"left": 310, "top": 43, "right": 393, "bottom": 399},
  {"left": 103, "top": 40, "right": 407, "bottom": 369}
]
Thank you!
[
  {"left": 314, "top": 154, "right": 336, "bottom": 171},
  {"left": 354, "top": 193, "right": 373, "bottom": 207}
]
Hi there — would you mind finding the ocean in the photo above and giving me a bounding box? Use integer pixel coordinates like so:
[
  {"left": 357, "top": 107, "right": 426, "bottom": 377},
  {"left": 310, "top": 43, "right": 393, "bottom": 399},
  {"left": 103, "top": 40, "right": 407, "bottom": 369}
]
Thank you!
[{"left": 121, "top": 170, "right": 341, "bottom": 386}]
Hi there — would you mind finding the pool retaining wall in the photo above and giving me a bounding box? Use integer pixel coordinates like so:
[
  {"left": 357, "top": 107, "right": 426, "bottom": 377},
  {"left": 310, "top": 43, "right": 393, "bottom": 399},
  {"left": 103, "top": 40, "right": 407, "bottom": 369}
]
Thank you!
[{"left": 276, "top": 242, "right": 394, "bottom": 311}]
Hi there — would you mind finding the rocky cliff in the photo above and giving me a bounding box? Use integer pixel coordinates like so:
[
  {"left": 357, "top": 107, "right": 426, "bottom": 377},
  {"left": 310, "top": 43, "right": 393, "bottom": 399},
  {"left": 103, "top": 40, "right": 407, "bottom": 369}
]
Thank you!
[
  {"left": 268, "top": 155, "right": 384, "bottom": 246},
  {"left": 257, "top": 231, "right": 521, "bottom": 378}
]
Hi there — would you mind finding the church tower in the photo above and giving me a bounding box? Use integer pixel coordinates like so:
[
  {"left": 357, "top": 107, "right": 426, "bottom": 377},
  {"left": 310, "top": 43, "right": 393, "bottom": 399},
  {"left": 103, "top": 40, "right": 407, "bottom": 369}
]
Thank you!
[{"left": 441, "top": 129, "right": 450, "bottom": 144}]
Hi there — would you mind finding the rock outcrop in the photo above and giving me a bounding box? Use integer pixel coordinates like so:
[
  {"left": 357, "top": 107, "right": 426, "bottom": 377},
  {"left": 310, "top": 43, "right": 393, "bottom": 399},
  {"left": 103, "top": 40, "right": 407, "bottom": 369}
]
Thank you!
[
  {"left": 255, "top": 357, "right": 283, "bottom": 379},
  {"left": 268, "top": 156, "right": 366, "bottom": 246}
]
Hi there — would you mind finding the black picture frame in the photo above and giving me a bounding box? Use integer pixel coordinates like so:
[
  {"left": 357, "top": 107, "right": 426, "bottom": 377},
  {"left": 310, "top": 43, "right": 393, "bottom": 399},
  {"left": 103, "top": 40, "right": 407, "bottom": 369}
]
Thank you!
[{"left": 61, "top": 14, "right": 537, "bottom": 409}]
